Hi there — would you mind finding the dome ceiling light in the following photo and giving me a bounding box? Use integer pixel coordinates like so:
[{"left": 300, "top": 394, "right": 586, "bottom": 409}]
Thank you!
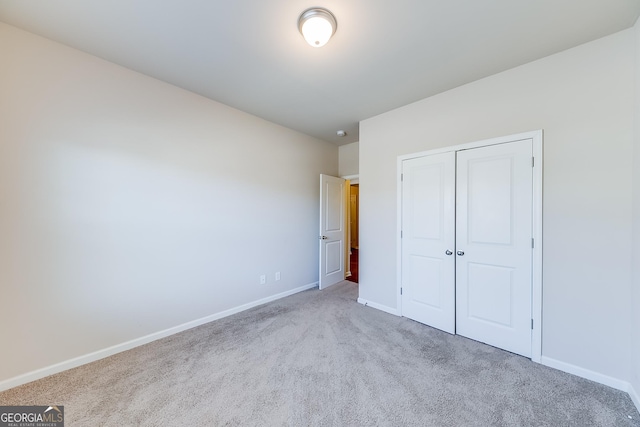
[{"left": 298, "top": 8, "right": 337, "bottom": 48}]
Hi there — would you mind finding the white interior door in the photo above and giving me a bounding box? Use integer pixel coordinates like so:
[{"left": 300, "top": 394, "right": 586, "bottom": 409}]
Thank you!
[
  {"left": 455, "top": 140, "right": 533, "bottom": 357},
  {"left": 319, "top": 174, "right": 345, "bottom": 290},
  {"left": 401, "top": 153, "right": 456, "bottom": 333}
]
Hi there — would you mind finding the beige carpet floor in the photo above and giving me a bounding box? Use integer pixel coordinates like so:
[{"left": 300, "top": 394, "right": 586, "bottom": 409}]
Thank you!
[{"left": 1, "top": 281, "right": 639, "bottom": 426}]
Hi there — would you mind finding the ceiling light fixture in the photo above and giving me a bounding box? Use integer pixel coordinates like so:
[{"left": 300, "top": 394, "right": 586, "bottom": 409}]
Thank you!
[
  {"left": 298, "top": 8, "right": 337, "bottom": 48},
  {"left": 337, "top": 130, "right": 347, "bottom": 137}
]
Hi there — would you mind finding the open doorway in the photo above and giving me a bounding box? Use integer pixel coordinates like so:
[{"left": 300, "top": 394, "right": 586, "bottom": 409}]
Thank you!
[{"left": 347, "top": 183, "right": 359, "bottom": 283}]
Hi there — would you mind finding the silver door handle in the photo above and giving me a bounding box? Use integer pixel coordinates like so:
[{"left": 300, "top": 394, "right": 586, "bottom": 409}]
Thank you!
[
  {"left": 320, "top": 236, "right": 328, "bottom": 240},
  {"left": 456, "top": 251, "right": 465, "bottom": 256},
  {"left": 445, "top": 250, "right": 453, "bottom": 256}
]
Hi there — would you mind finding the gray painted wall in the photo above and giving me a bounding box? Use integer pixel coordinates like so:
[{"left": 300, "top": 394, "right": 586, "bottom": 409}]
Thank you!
[
  {"left": 359, "top": 29, "right": 635, "bottom": 384},
  {"left": 631, "top": 17, "right": 640, "bottom": 408},
  {"left": 0, "top": 23, "right": 338, "bottom": 384},
  {"left": 339, "top": 142, "right": 359, "bottom": 177}
]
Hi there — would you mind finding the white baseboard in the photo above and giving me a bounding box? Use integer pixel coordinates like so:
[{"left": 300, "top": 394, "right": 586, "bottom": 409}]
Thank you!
[
  {"left": 357, "top": 298, "right": 400, "bottom": 316},
  {"left": 540, "top": 356, "right": 629, "bottom": 391},
  {"left": 0, "top": 282, "right": 318, "bottom": 392},
  {"left": 534, "top": 357, "right": 640, "bottom": 414},
  {"left": 629, "top": 381, "right": 640, "bottom": 414}
]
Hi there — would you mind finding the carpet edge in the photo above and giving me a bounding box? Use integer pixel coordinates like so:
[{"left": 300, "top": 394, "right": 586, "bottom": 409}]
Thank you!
[
  {"left": 629, "top": 381, "right": 640, "bottom": 414},
  {"left": 0, "top": 281, "right": 319, "bottom": 392},
  {"left": 540, "top": 355, "right": 630, "bottom": 391},
  {"left": 356, "top": 297, "right": 400, "bottom": 316}
]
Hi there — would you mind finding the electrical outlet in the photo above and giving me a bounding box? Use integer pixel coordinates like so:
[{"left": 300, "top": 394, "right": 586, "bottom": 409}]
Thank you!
[
  {"left": 275, "top": 272, "right": 281, "bottom": 281},
  {"left": 260, "top": 275, "right": 266, "bottom": 285}
]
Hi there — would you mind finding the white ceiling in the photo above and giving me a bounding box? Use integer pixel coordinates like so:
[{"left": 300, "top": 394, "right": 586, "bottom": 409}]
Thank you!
[{"left": 1, "top": 1, "right": 639, "bottom": 145}]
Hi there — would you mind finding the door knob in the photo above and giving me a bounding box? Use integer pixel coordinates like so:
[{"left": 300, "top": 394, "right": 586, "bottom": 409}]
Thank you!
[
  {"left": 445, "top": 250, "right": 453, "bottom": 256},
  {"left": 456, "top": 251, "right": 465, "bottom": 256},
  {"left": 320, "top": 236, "right": 328, "bottom": 240}
]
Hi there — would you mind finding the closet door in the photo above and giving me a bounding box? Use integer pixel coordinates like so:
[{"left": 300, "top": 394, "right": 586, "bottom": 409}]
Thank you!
[
  {"left": 401, "top": 153, "right": 456, "bottom": 333},
  {"left": 455, "top": 140, "right": 533, "bottom": 357}
]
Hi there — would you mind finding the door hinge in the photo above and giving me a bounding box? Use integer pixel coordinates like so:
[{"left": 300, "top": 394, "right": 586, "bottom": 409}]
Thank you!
[
  {"left": 531, "top": 319, "right": 534, "bottom": 330},
  {"left": 531, "top": 238, "right": 534, "bottom": 248},
  {"left": 401, "top": 173, "right": 404, "bottom": 181},
  {"left": 400, "top": 287, "right": 403, "bottom": 295},
  {"left": 400, "top": 230, "right": 403, "bottom": 238},
  {"left": 532, "top": 157, "right": 535, "bottom": 167}
]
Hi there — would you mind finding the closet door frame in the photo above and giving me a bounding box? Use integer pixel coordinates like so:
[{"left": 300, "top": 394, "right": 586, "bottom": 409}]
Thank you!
[{"left": 396, "top": 130, "right": 543, "bottom": 363}]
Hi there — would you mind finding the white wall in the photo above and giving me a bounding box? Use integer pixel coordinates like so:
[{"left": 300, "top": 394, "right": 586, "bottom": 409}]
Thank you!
[
  {"left": 360, "top": 30, "right": 634, "bottom": 382},
  {"left": 631, "top": 17, "right": 640, "bottom": 407},
  {"left": 0, "top": 23, "right": 338, "bottom": 384},
  {"left": 338, "top": 142, "right": 359, "bottom": 177}
]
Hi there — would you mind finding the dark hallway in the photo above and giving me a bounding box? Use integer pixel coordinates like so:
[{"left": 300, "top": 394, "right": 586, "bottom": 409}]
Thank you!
[{"left": 347, "top": 248, "right": 358, "bottom": 283}]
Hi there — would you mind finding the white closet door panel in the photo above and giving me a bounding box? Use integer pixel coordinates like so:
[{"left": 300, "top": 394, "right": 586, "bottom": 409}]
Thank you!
[
  {"left": 401, "top": 153, "right": 455, "bottom": 334},
  {"left": 456, "top": 140, "right": 533, "bottom": 357}
]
